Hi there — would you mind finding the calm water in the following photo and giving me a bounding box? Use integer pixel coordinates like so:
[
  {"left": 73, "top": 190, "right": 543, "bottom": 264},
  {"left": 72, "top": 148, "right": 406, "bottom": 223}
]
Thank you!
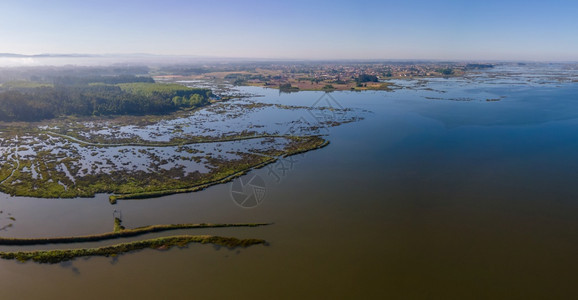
[{"left": 1, "top": 67, "right": 577, "bottom": 299}]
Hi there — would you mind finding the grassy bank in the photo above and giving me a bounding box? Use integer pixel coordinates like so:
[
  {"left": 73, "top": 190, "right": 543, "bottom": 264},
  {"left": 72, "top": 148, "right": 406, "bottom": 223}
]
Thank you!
[
  {"left": 0, "top": 235, "right": 267, "bottom": 264},
  {"left": 108, "top": 136, "right": 328, "bottom": 202},
  {"left": 0, "top": 222, "right": 271, "bottom": 246},
  {"left": 108, "top": 156, "right": 277, "bottom": 203}
]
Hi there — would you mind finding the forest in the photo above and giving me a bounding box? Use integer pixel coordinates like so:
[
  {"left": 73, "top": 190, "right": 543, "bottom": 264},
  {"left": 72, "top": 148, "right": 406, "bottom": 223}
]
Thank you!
[{"left": 0, "top": 75, "right": 211, "bottom": 122}]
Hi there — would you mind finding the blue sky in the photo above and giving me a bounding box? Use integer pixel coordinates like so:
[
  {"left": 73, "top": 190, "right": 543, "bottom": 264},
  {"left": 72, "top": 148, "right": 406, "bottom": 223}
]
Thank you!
[{"left": 1, "top": 0, "right": 577, "bottom": 60}]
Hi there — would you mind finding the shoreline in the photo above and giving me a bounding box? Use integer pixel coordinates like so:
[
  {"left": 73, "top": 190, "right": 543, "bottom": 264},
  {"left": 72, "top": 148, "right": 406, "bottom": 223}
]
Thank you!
[{"left": 0, "top": 222, "right": 271, "bottom": 246}]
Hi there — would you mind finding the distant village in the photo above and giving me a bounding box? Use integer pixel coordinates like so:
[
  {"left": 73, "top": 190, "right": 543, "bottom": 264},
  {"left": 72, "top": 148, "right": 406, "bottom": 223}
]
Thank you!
[{"left": 174, "top": 62, "right": 494, "bottom": 91}]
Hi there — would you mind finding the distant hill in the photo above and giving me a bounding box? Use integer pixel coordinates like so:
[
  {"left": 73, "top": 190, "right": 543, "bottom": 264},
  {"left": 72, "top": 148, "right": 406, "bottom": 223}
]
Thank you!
[{"left": 0, "top": 53, "right": 96, "bottom": 58}]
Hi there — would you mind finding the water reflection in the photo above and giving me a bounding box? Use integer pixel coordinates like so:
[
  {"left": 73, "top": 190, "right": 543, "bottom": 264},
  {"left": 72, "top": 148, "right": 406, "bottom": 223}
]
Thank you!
[{"left": 0, "top": 65, "right": 577, "bottom": 298}]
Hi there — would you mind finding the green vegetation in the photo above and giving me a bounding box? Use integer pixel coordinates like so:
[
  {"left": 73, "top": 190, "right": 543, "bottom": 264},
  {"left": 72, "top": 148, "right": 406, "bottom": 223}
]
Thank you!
[
  {"left": 0, "top": 76, "right": 211, "bottom": 121},
  {"left": 224, "top": 73, "right": 269, "bottom": 86},
  {"left": 117, "top": 82, "right": 210, "bottom": 109},
  {"left": 465, "top": 63, "right": 494, "bottom": 70},
  {"left": 43, "top": 130, "right": 292, "bottom": 147},
  {"left": 0, "top": 151, "right": 273, "bottom": 200},
  {"left": 54, "top": 75, "right": 154, "bottom": 86},
  {"left": 0, "top": 81, "right": 54, "bottom": 89},
  {"left": 279, "top": 83, "right": 299, "bottom": 92},
  {"left": 0, "top": 66, "right": 346, "bottom": 202},
  {"left": 108, "top": 136, "right": 327, "bottom": 202},
  {"left": 283, "top": 136, "right": 330, "bottom": 156},
  {"left": 0, "top": 66, "right": 151, "bottom": 84},
  {"left": 0, "top": 221, "right": 271, "bottom": 245},
  {"left": 356, "top": 74, "right": 379, "bottom": 83},
  {"left": 0, "top": 130, "right": 329, "bottom": 201},
  {"left": 113, "top": 217, "right": 125, "bottom": 233},
  {"left": 108, "top": 156, "right": 278, "bottom": 203},
  {"left": 0, "top": 209, "right": 270, "bottom": 264},
  {"left": 0, "top": 235, "right": 267, "bottom": 264},
  {"left": 117, "top": 82, "right": 210, "bottom": 98},
  {"left": 364, "top": 82, "right": 394, "bottom": 91},
  {"left": 437, "top": 68, "right": 454, "bottom": 75}
]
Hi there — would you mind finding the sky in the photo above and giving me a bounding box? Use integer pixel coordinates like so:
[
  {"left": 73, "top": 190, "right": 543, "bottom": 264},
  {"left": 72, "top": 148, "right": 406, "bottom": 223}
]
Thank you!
[{"left": 0, "top": 0, "right": 577, "bottom": 61}]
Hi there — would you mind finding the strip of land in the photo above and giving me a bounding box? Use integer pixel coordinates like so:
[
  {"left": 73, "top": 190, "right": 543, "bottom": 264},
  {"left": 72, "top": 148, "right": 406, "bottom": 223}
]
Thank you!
[
  {"left": 0, "top": 132, "right": 329, "bottom": 201},
  {"left": 44, "top": 130, "right": 324, "bottom": 148},
  {"left": 157, "top": 62, "right": 496, "bottom": 92},
  {"left": 0, "top": 221, "right": 271, "bottom": 245},
  {"left": 0, "top": 235, "right": 267, "bottom": 264},
  {"left": 109, "top": 138, "right": 329, "bottom": 203}
]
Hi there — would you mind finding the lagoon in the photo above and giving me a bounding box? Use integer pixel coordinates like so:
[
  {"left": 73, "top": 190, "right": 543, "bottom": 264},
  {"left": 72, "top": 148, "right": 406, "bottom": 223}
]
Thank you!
[{"left": 0, "top": 65, "right": 577, "bottom": 298}]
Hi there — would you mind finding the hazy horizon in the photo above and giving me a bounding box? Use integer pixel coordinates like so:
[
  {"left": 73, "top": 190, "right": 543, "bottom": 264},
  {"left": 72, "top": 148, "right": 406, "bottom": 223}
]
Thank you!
[
  {"left": 0, "top": 52, "right": 576, "bottom": 68},
  {"left": 1, "top": 0, "right": 577, "bottom": 62}
]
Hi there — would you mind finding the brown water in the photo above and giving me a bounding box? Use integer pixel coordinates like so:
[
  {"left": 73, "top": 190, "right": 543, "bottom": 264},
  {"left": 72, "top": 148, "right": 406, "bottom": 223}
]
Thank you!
[{"left": 1, "top": 67, "right": 578, "bottom": 299}]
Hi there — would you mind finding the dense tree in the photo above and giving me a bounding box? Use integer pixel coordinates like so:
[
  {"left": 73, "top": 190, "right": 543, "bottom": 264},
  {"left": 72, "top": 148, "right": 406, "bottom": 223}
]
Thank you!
[
  {"left": 437, "top": 68, "right": 454, "bottom": 75},
  {"left": 0, "top": 77, "right": 212, "bottom": 122},
  {"left": 356, "top": 74, "right": 378, "bottom": 83}
]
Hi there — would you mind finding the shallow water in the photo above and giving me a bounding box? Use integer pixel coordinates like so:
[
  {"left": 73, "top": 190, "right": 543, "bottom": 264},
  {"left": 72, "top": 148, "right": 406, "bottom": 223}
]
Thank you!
[{"left": 0, "top": 65, "right": 577, "bottom": 299}]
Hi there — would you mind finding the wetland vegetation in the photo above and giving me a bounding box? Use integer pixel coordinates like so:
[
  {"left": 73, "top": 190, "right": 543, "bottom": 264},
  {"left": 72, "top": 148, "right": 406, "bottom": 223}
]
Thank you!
[
  {"left": 0, "top": 61, "right": 576, "bottom": 277},
  {"left": 0, "top": 63, "right": 361, "bottom": 264},
  {"left": 0, "top": 235, "right": 267, "bottom": 264},
  {"left": 0, "top": 65, "right": 357, "bottom": 202},
  {"left": 0, "top": 75, "right": 211, "bottom": 121},
  {"left": 0, "top": 126, "right": 330, "bottom": 201},
  {"left": 0, "top": 219, "right": 270, "bottom": 245},
  {"left": 0, "top": 214, "right": 270, "bottom": 264}
]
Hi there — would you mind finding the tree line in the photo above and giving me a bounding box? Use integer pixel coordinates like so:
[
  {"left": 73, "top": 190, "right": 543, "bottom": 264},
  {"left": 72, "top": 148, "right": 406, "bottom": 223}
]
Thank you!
[{"left": 0, "top": 76, "right": 211, "bottom": 122}]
